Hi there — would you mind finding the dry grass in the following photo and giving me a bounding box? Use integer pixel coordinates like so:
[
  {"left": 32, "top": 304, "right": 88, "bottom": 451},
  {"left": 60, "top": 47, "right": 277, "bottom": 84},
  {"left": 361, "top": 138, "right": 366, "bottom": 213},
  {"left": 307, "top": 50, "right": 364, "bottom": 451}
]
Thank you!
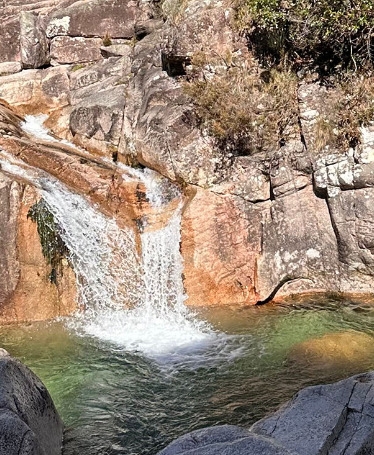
[
  {"left": 183, "top": 59, "right": 299, "bottom": 155},
  {"left": 315, "top": 75, "right": 374, "bottom": 151}
]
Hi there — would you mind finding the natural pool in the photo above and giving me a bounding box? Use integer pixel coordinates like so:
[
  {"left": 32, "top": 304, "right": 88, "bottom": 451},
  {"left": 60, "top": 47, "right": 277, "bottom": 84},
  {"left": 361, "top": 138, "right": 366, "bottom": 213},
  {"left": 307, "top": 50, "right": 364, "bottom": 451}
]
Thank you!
[{"left": 1, "top": 297, "right": 374, "bottom": 455}]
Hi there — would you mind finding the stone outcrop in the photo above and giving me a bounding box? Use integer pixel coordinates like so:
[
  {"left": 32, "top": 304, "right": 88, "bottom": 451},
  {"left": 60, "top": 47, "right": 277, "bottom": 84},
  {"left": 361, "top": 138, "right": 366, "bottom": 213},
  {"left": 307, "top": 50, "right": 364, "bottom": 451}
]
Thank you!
[
  {"left": 0, "top": 350, "right": 63, "bottom": 455},
  {"left": 158, "top": 371, "right": 374, "bottom": 455},
  {"left": 0, "top": 173, "right": 77, "bottom": 324},
  {"left": 0, "top": 0, "right": 374, "bottom": 316}
]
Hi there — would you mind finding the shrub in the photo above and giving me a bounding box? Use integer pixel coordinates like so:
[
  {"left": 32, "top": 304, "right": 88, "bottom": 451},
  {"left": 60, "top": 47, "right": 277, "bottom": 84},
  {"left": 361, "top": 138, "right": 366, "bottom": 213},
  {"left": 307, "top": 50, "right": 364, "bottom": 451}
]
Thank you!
[
  {"left": 314, "top": 74, "right": 374, "bottom": 151},
  {"left": 102, "top": 32, "right": 112, "bottom": 47},
  {"left": 183, "top": 61, "right": 299, "bottom": 155},
  {"left": 236, "top": 0, "right": 374, "bottom": 72},
  {"left": 161, "top": 0, "right": 188, "bottom": 24}
]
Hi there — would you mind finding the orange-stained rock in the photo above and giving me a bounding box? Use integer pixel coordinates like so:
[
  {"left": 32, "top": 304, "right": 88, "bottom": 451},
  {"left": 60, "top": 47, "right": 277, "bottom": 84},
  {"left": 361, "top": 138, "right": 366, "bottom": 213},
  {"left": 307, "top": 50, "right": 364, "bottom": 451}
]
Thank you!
[
  {"left": 0, "top": 66, "right": 70, "bottom": 115},
  {"left": 0, "top": 185, "right": 77, "bottom": 324},
  {"left": 181, "top": 187, "right": 262, "bottom": 306},
  {"left": 0, "top": 108, "right": 180, "bottom": 236}
]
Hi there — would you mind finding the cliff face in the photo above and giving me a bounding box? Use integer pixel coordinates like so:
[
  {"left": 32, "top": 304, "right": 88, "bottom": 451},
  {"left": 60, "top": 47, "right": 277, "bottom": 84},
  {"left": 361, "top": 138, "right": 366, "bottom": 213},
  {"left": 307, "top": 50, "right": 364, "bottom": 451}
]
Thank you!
[{"left": 0, "top": 0, "right": 374, "bottom": 320}]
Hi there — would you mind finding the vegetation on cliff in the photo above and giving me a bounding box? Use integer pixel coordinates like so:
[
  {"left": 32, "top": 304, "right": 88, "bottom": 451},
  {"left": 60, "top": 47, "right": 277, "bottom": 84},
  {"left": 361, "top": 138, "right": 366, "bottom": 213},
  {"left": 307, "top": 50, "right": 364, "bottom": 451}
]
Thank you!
[
  {"left": 183, "top": 0, "right": 374, "bottom": 155},
  {"left": 236, "top": 0, "right": 374, "bottom": 72},
  {"left": 184, "top": 64, "right": 298, "bottom": 155}
]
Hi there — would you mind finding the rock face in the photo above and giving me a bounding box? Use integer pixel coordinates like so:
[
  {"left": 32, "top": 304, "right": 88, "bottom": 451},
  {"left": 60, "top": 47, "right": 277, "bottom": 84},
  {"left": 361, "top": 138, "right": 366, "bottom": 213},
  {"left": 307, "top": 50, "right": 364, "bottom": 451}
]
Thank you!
[
  {"left": 0, "top": 173, "right": 77, "bottom": 324},
  {"left": 0, "top": 0, "right": 374, "bottom": 317},
  {"left": 158, "top": 371, "right": 374, "bottom": 455},
  {"left": 0, "top": 351, "right": 63, "bottom": 455}
]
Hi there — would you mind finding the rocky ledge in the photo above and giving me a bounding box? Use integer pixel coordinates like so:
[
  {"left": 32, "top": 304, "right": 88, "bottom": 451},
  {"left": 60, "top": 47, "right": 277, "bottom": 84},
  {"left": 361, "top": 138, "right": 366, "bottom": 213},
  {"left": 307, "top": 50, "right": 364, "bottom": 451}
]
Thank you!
[
  {"left": 0, "top": 349, "right": 63, "bottom": 455},
  {"left": 158, "top": 371, "right": 374, "bottom": 455}
]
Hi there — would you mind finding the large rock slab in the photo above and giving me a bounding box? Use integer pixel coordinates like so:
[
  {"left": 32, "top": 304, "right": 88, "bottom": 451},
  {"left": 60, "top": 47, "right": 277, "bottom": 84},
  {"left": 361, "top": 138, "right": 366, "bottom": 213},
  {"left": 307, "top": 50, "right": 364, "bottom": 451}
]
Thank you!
[
  {"left": 181, "top": 187, "right": 262, "bottom": 306},
  {"left": 69, "top": 85, "right": 125, "bottom": 155},
  {"left": 0, "top": 169, "right": 77, "bottom": 324},
  {"left": 158, "top": 425, "right": 297, "bottom": 455},
  {"left": 159, "top": 372, "right": 374, "bottom": 455},
  {"left": 50, "top": 36, "right": 103, "bottom": 65},
  {"left": 0, "top": 66, "right": 70, "bottom": 114},
  {"left": 0, "top": 351, "right": 63, "bottom": 455},
  {"left": 20, "top": 11, "right": 49, "bottom": 69},
  {"left": 252, "top": 372, "right": 374, "bottom": 455},
  {"left": 45, "top": 0, "right": 138, "bottom": 39}
]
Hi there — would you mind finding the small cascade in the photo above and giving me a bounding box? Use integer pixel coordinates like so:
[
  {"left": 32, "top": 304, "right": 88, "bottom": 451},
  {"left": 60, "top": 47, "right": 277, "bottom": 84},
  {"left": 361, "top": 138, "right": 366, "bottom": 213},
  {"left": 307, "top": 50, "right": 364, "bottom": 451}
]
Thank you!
[
  {"left": 71, "top": 169, "right": 213, "bottom": 357},
  {"left": 1, "top": 117, "right": 214, "bottom": 358},
  {"left": 40, "top": 180, "right": 142, "bottom": 312}
]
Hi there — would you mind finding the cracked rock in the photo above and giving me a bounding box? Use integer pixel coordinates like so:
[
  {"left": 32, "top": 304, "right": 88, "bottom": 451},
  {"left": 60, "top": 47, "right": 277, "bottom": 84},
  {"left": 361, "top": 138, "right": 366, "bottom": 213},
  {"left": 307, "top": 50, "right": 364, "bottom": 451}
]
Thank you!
[{"left": 158, "top": 372, "right": 374, "bottom": 455}]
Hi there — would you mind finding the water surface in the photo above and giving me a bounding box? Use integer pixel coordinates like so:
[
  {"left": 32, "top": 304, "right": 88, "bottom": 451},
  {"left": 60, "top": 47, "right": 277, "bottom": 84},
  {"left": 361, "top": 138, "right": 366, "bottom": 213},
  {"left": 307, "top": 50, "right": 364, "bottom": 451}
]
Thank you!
[{"left": 1, "top": 297, "right": 374, "bottom": 455}]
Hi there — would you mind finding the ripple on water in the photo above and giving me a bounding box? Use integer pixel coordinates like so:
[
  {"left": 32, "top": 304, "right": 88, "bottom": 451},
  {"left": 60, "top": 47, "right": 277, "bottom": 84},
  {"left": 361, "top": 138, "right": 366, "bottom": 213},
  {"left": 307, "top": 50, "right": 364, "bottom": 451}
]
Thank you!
[{"left": 1, "top": 300, "right": 374, "bottom": 455}]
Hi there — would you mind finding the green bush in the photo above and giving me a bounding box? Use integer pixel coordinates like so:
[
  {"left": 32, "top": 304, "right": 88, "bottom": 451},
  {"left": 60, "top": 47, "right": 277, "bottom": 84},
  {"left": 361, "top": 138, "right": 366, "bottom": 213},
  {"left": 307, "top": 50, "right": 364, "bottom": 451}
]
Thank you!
[{"left": 236, "top": 0, "right": 374, "bottom": 72}]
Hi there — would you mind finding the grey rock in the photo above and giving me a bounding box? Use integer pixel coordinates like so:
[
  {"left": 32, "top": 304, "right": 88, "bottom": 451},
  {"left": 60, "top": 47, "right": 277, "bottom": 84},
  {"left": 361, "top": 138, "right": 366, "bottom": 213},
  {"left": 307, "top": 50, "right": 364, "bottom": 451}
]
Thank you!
[
  {"left": 0, "top": 175, "right": 20, "bottom": 308},
  {"left": 50, "top": 36, "right": 102, "bottom": 65},
  {"left": 0, "top": 17, "right": 21, "bottom": 63},
  {"left": 45, "top": 0, "right": 138, "bottom": 39},
  {"left": 159, "top": 372, "right": 374, "bottom": 455},
  {"left": 0, "top": 355, "right": 63, "bottom": 455},
  {"left": 158, "top": 425, "right": 297, "bottom": 455},
  {"left": 0, "top": 62, "right": 22, "bottom": 76},
  {"left": 158, "top": 425, "right": 251, "bottom": 454},
  {"left": 327, "top": 188, "right": 374, "bottom": 272},
  {"left": 122, "top": 31, "right": 230, "bottom": 186},
  {"left": 20, "top": 11, "right": 49, "bottom": 69},
  {"left": 100, "top": 44, "right": 133, "bottom": 59},
  {"left": 256, "top": 184, "right": 341, "bottom": 301},
  {"left": 211, "top": 156, "right": 271, "bottom": 202},
  {"left": 70, "top": 85, "right": 125, "bottom": 149}
]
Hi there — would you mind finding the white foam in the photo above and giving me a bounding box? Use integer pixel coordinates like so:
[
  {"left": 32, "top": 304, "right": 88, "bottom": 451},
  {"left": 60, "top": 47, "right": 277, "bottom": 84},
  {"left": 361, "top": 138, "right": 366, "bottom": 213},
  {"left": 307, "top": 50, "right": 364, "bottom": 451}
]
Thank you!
[
  {"left": 40, "top": 170, "right": 213, "bottom": 358},
  {"left": 21, "top": 114, "right": 87, "bottom": 153}
]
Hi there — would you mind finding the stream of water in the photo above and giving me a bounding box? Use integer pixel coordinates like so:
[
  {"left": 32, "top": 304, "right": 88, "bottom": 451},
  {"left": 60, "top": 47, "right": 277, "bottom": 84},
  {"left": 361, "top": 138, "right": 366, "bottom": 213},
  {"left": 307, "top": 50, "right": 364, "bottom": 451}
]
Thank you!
[{"left": 1, "top": 116, "right": 374, "bottom": 454}]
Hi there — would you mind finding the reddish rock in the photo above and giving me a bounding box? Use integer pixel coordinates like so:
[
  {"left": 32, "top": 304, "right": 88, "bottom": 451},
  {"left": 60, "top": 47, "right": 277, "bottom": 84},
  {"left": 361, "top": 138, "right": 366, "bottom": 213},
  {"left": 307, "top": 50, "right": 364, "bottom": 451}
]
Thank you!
[
  {"left": 0, "top": 66, "right": 70, "bottom": 114},
  {"left": 181, "top": 187, "right": 262, "bottom": 306},
  {"left": 0, "top": 182, "right": 77, "bottom": 324}
]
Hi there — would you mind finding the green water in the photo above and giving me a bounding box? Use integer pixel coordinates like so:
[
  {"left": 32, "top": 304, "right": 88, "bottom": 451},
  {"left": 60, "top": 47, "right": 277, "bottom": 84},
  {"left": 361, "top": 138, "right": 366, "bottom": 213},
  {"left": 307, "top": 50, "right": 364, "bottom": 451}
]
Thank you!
[{"left": 1, "top": 297, "right": 374, "bottom": 454}]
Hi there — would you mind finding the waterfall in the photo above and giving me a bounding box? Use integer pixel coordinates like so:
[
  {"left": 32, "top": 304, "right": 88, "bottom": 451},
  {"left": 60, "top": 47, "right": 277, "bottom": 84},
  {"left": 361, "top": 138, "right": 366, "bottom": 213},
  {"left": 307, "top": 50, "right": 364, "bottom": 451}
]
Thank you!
[{"left": 0, "top": 117, "right": 214, "bottom": 358}]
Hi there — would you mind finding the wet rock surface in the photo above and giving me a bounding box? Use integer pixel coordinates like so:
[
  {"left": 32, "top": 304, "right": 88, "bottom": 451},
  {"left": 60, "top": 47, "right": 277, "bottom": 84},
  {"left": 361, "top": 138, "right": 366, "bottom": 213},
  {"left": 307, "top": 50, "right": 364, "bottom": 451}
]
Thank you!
[
  {"left": 0, "top": 352, "right": 63, "bottom": 455},
  {"left": 159, "top": 372, "right": 374, "bottom": 455}
]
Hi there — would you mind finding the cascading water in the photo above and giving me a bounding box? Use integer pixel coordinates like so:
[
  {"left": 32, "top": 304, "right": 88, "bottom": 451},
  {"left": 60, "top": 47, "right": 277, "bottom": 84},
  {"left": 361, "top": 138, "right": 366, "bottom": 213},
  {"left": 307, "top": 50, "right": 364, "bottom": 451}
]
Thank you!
[{"left": 1, "top": 116, "right": 214, "bottom": 359}]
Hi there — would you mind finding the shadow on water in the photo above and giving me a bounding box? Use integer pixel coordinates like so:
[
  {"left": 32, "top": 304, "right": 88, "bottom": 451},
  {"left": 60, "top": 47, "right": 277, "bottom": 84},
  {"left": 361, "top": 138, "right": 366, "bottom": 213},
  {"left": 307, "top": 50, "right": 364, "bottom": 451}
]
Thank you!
[{"left": 1, "top": 297, "right": 374, "bottom": 454}]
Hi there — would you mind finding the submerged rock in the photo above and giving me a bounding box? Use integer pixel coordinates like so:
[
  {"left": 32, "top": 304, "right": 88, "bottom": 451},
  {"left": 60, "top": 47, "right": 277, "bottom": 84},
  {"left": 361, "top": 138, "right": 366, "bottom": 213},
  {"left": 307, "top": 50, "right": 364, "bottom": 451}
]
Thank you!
[
  {"left": 0, "top": 353, "right": 63, "bottom": 455},
  {"left": 158, "top": 371, "right": 374, "bottom": 455},
  {"left": 288, "top": 331, "right": 374, "bottom": 370}
]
